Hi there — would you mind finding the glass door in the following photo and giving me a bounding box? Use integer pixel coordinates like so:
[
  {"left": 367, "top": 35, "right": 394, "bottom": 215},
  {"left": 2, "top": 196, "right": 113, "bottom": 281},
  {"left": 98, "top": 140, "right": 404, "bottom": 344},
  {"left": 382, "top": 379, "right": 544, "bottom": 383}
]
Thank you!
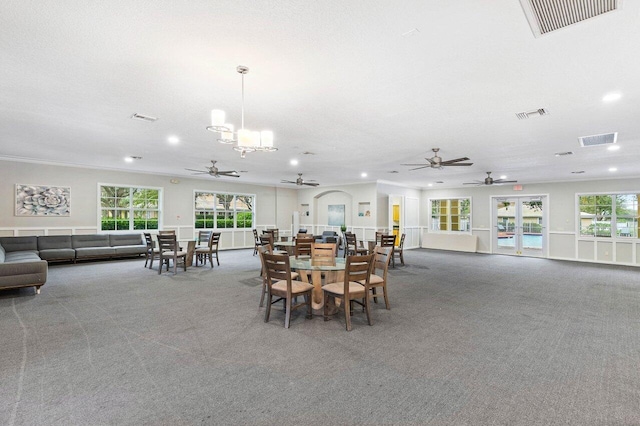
[{"left": 493, "top": 196, "right": 546, "bottom": 257}]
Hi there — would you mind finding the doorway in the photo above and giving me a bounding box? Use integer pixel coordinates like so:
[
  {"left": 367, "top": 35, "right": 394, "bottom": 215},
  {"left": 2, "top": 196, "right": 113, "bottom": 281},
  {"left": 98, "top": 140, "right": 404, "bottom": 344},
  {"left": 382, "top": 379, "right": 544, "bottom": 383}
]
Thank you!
[{"left": 493, "top": 196, "right": 547, "bottom": 257}]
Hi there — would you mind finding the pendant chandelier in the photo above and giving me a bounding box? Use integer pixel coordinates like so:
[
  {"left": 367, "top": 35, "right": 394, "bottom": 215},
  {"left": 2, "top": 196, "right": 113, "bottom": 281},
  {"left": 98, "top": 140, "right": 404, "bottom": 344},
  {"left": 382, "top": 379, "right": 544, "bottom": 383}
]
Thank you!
[{"left": 206, "top": 65, "right": 277, "bottom": 158}]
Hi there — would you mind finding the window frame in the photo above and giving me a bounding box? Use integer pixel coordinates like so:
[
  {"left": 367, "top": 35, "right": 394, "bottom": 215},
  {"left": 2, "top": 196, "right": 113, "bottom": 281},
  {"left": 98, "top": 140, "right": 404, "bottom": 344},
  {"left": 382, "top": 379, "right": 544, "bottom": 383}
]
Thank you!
[
  {"left": 97, "top": 183, "right": 163, "bottom": 232},
  {"left": 193, "top": 190, "right": 255, "bottom": 230},
  {"left": 577, "top": 192, "right": 639, "bottom": 239},
  {"left": 427, "top": 197, "right": 472, "bottom": 233}
]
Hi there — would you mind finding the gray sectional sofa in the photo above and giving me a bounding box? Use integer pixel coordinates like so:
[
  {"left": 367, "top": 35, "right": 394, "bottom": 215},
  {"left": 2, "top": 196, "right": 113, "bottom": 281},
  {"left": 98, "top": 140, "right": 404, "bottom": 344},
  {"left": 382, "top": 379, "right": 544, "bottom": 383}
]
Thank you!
[{"left": 0, "top": 234, "right": 147, "bottom": 294}]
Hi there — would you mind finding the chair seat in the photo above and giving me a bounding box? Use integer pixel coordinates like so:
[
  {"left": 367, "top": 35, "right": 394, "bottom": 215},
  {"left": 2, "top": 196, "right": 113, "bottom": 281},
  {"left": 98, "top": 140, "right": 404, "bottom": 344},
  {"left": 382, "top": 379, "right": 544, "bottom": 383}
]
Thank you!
[
  {"left": 195, "top": 247, "right": 211, "bottom": 253},
  {"left": 272, "top": 280, "right": 314, "bottom": 294},
  {"left": 323, "top": 281, "right": 366, "bottom": 295},
  {"left": 163, "top": 251, "right": 187, "bottom": 256},
  {"left": 358, "top": 274, "right": 383, "bottom": 285}
]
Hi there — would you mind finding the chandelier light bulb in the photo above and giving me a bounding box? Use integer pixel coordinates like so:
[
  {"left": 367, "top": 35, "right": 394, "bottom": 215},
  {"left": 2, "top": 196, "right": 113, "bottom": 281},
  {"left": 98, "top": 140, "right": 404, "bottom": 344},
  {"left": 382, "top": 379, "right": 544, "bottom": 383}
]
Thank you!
[{"left": 219, "top": 123, "right": 235, "bottom": 144}]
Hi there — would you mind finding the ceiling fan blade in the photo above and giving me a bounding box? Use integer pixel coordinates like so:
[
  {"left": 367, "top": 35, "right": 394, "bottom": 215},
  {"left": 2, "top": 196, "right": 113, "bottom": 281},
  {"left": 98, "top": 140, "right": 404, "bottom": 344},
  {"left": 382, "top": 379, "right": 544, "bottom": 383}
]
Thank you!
[
  {"left": 281, "top": 180, "right": 296, "bottom": 184},
  {"left": 442, "top": 162, "right": 473, "bottom": 166},
  {"left": 401, "top": 163, "right": 429, "bottom": 166},
  {"left": 441, "top": 157, "right": 470, "bottom": 164},
  {"left": 217, "top": 170, "right": 236, "bottom": 174},
  {"left": 185, "top": 168, "right": 208, "bottom": 173},
  {"left": 494, "top": 180, "right": 517, "bottom": 184},
  {"left": 463, "top": 181, "right": 483, "bottom": 185},
  {"left": 409, "top": 165, "right": 432, "bottom": 171},
  {"left": 303, "top": 182, "right": 320, "bottom": 186},
  {"left": 219, "top": 173, "right": 240, "bottom": 178}
]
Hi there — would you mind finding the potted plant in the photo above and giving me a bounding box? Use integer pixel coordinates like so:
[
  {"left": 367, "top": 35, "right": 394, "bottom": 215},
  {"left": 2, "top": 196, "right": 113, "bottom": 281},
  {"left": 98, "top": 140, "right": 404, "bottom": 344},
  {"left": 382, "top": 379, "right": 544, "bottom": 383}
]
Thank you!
[{"left": 340, "top": 224, "right": 347, "bottom": 233}]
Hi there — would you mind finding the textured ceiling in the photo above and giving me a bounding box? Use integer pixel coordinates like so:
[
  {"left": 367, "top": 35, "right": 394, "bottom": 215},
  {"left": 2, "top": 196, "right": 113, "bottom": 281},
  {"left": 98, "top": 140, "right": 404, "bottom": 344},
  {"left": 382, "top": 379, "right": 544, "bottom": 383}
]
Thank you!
[{"left": 1, "top": 0, "right": 639, "bottom": 189}]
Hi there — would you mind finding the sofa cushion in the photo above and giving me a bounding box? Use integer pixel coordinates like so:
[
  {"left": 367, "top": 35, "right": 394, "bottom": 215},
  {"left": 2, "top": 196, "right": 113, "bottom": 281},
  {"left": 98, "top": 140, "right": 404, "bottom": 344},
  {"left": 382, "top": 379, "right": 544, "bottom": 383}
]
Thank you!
[
  {"left": 39, "top": 249, "right": 76, "bottom": 261},
  {"left": 75, "top": 247, "right": 116, "bottom": 258},
  {"left": 0, "top": 236, "right": 38, "bottom": 253},
  {"left": 110, "top": 234, "right": 144, "bottom": 247},
  {"left": 0, "top": 259, "right": 47, "bottom": 288},
  {"left": 5, "top": 251, "right": 42, "bottom": 263},
  {"left": 38, "top": 235, "right": 72, "bottom": 250},
  {"left": 72, "top": 234, "right": 110, "bottom": 248},
  {"left": 113, "top": 245, "right": 147, "bottom": 256}
]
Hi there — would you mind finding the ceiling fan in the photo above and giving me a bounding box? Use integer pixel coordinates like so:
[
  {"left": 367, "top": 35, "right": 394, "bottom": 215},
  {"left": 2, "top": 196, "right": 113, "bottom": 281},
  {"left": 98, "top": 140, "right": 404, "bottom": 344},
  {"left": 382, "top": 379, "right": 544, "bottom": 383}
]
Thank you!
[
  {"left": 281, "top": 173, "right": 319, "bottom": 187},
  {"left": 185, "top": 160, "right": 239, "bottom": 178},
  {"left": 401, "top": 148, "right": 473, "bottom": 170},
  {"left": 464, "top": 172, "right": 517, "bottom": 186}
]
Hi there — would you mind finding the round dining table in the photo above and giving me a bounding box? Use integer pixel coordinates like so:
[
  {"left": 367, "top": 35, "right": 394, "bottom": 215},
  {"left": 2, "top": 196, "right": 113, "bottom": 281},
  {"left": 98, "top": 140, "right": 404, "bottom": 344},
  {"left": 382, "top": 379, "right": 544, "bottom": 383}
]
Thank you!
[{"left": 289, "top": 256, "right": 345, "bottom": 311}]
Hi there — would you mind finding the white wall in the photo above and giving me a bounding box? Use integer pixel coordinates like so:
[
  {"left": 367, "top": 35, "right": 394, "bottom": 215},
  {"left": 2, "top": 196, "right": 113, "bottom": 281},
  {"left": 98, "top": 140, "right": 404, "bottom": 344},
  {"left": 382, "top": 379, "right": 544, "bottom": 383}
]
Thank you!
[
  {"left": 0, "top": 159, "right": 297, "bottom": 248},
  {"left": 421, "top": 177, "right": 640, "bottom": 266}
]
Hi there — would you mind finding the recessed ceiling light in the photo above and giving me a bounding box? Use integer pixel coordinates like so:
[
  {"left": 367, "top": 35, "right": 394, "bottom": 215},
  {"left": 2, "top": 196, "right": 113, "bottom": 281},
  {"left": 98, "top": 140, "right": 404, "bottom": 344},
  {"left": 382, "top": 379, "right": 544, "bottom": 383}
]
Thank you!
[
  {"left": 500, "top": 175, "right": 507, "bottom": 179},
  {"left": 361, "top": 172, "right": 367, "bottom": 178},
  {"left": 427, "top": 183, "right": 433, "bottom": 187},
  {"left": 290, "top": 159, "right": 299, "bottom": 166},
  {"left": 602, "top": 93, "right": 622, "bottom": 103},
  {"left": 125, "top": 157, "right": 134, "bottom": 163},
  {"left": 607, "top": 145, "right": 620, "bottom": 151},
  {"left": 609, "top": 167, "right": 617, "bottom": 172},
  {"left": 168, "top": 136, "right": 180, "bottom": 144}
]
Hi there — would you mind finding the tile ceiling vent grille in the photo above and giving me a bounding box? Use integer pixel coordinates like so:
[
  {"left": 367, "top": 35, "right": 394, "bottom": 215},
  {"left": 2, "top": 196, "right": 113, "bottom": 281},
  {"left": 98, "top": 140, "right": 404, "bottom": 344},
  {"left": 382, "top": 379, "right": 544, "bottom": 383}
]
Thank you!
[
  {"left": 131, "top": 113, "right": 158, "bottom": 122},
  {"left": 516, "top": 108, "right": 550, "bottom": 120},
  {"left": 578, "top": 132, "right": 617, "bottom": 147},
  {"left": 520, "top": 0, "right": 621, "bottom": 37}
]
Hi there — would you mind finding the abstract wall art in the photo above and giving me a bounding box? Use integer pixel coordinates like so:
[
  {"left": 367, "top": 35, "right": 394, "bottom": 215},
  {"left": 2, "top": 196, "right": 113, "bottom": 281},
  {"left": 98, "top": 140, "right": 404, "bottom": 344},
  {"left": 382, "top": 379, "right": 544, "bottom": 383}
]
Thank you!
[{"left": 15, "top": 184, "right": 70, "bottom": 216}]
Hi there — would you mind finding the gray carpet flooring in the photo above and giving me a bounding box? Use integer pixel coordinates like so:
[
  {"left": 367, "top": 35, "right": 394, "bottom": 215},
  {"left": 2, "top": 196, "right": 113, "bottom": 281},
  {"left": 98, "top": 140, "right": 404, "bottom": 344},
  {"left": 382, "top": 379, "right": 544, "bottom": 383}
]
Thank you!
[{"left": 1, "top": 249, "right": 639, "bottom": 425}]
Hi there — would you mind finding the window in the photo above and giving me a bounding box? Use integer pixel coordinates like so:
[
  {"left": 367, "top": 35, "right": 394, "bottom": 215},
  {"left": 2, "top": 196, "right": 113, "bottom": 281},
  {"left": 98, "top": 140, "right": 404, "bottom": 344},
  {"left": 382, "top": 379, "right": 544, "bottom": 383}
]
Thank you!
[
  {"left": 194, "top": 192, "right": 254, "bottom": 229},
  {"left": 578, "top": 193, "right": 639, "bottom": 238},
  {"left": 430, "top": 198, "right": 471, "bottom": 232},
  {"left": 100, "top": 185, "right": 160, "bottom": 231}
]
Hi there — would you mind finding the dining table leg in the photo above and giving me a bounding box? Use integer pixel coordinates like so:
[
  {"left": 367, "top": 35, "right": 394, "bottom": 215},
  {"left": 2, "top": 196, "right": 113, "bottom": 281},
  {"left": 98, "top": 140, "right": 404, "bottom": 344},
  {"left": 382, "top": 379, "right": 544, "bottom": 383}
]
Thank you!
[{"left": 300, "top": 269, "right": 344, "bottom": 313}]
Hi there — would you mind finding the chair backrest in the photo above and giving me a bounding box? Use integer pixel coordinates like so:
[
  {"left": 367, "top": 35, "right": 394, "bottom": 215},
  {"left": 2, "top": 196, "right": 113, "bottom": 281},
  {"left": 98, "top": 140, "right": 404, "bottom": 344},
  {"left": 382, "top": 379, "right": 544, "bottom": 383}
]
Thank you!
[
  {"left": 344, "top": 233, "right": 358, "bottom": 249},
  {"left": 258, "top": 243, "right": 273, "bottom": 282},
  {"left": 295, "top": 236, "right": 314, "bottom": 258},
  {"left": 344, "top": 254, "right": 375, "bottom": 296},
  {"left": 253, "top": 229, "right": 259, "bottom": 242},
  {"left": 373, "top": 246, "right": 392, "bottom": 279},
  {"left": 158, "top": 230, "right": 175, "bottom": 235},
  {"left": 197, "top": 230, "right": 212, "bottom": 246},
  {"left": 311, "top": 242, "right": 337, "bottom": 258},
  {"left": 144, "top": 232, "right": 154, "bottom": 249},
  {"left": 210, "top": 232, "right": 221, "bottom": 247},
  {"left": 157, "top": 234, "right": 178, "bottom": 251},
  {"left": 380, "top": 235, "right": 396, "bottom": 248},
  {"left": 264, "top": 228, "right": 279, "bottom": 242},
  {"left": 398, "top": 233, "right": 406, "bottom": 249},
  {"left": 375, "top": 231, "right": 384, "bottom": 244},
  {"left": 262, "top": 253, "right": 293, "bottom": 295},
  {"left": 260, "top": 234, "right": 273, "bottom": 247}
]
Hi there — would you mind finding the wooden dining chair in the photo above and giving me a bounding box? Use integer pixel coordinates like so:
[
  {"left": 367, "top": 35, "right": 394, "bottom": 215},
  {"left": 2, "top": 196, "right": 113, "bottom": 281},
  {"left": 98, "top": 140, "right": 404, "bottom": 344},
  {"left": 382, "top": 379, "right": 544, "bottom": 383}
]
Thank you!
[
  {"left": 262, "top": 252, "right": 313, "bottom": 328},
  {"left": 195, "top": 231, "right": 219, "bottom": 267},
  {"left": 158, "top": 230, "right": 176, "bottom": 235},
  {"left": 322, "top": 253, "right": 375, "bottom": 331},
  {"left": 261, "top": 234, "right": 287, "bottom": 255},
  {"left": 143, "top": 232, "right": 160, "bottom": 268},
  {"left": 252, "top": 229, "right": 260, "bottom": 256},
  {"left": 294, "top": 236, "right": 314, "bottom": 258},
  {"left": 311, "top": 242, "right": 337, "bottom": 259},
  {"left": 358, "top": 246, "right": 392, "bottom": 309},
  {"left": 380, "top": 234, "right": 397, "bottom": 268},
  {"left": 258, "top": 244, "right": 300, "bottom": 308},
  {"left": 394, "top": 233, "right": 406, "bottom": 266},
  {"left": 344, "top": 233, "right": 368, "bottom": 258},
  {"left": 157, "top": 234, "right": 187, "bottom": 275}
]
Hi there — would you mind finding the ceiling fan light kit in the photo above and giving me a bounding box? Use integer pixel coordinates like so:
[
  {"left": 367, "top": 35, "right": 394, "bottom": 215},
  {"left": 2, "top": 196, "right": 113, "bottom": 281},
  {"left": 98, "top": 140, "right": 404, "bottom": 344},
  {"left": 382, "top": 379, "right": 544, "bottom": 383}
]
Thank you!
[{"left": 206, "top": 65, "right": 277, "bottom": 157}]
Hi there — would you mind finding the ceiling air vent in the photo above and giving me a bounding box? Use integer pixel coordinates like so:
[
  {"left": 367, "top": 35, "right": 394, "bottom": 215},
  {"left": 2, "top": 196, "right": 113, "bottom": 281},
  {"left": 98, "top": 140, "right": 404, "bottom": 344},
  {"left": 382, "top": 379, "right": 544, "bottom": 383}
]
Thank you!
[
  {"left": 520, "top": 0, "right": 621, "bottom": 38},
  {"left": 131, "top": 113, "right": 158, "bottom": 122},
  {"left": 578, "top": 132, "right": 617, "bottom": 147},
  {"left": 516, "top": 108, "right": 550, "bottom": 120}
]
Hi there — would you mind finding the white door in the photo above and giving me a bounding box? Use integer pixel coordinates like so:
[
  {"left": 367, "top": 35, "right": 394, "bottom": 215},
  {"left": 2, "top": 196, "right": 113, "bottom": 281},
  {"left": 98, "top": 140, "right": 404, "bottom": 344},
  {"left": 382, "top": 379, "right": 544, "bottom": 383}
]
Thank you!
[{"left": 493, "top": 196, "right": 546, "bottom": 257}]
